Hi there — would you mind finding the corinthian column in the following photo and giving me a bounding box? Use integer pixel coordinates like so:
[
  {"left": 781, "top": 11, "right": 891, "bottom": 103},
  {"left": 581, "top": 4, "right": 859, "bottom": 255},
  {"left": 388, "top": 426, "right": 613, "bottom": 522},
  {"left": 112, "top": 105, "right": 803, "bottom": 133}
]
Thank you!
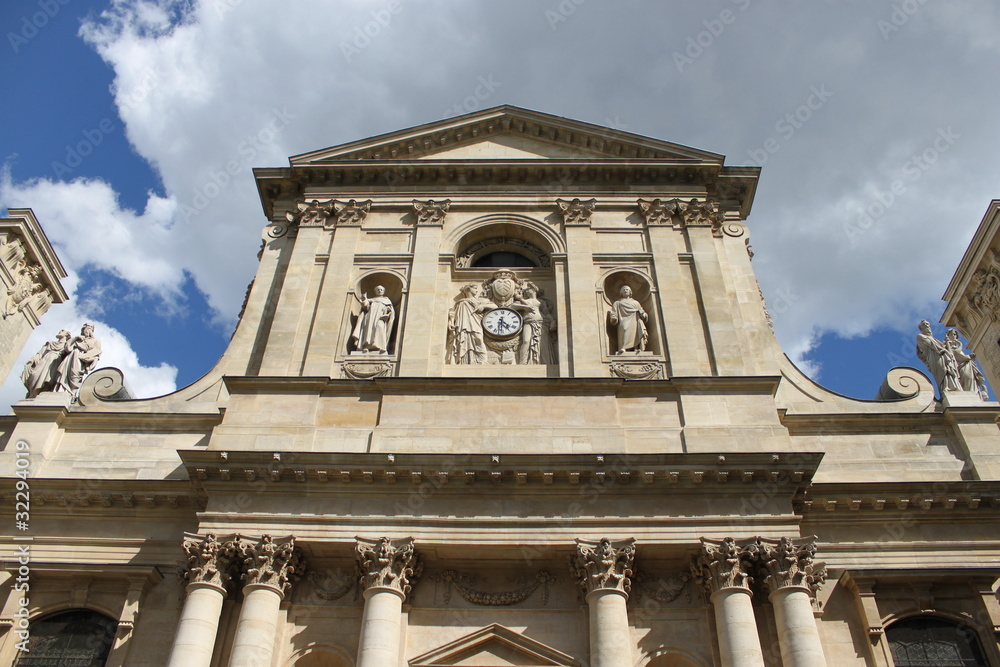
[
  {"left": 167, "top": 534, "right": 241, "bottom": 667},
  {"left": 355, "top": 537, "right": 421, "bottom": 667},
  {"left": 691, "top": 538, "right": 764, "bottom": 667},
  {"left": 750, "top": 537, "right": 827, "bottom": 667},
  {"left": 227, "top": 536, "right": 305, "bottom": 667},
  {"left": 572, "top": 538, "right": 636, "bottom": 667}
]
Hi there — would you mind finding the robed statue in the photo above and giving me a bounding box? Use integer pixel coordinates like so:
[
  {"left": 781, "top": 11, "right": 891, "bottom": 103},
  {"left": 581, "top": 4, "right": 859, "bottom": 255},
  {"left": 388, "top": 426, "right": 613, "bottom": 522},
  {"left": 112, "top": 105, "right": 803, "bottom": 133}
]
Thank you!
[
  {"left": 351, "top": 285, "right": 395, "bottom": 354},
  {"left": 609, "top": 285, "right": 649, "bottom": 354}
]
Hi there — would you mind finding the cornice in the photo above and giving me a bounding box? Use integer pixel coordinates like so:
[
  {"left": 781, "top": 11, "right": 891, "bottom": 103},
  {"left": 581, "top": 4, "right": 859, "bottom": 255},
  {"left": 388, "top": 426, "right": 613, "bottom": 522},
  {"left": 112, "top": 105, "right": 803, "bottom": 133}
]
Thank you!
[
  {"left": 797, "top": 480, "right": 1000, "bottom": 516},
  {"left": 0, "top": 479, "right": 204, "bottom": 512},
  {"left": 180, "top": 450, "right": 822, "bottom": 494}
]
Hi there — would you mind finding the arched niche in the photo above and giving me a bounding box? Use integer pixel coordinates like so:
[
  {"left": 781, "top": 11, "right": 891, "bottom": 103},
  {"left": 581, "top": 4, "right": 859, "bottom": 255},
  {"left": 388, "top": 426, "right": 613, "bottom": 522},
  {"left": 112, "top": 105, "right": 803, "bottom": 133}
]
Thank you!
[
  {"left": 600, "top": 269, "right": 661, "bottom": 356},
  {"left": 345, "top": 271, "right": 405, "bottom": 356},
  {"left": 14, "top": 608, "right": 117, "bottom": 666},
  {"left": 640, "top": 646, "right": 711, "bottom": 667}
]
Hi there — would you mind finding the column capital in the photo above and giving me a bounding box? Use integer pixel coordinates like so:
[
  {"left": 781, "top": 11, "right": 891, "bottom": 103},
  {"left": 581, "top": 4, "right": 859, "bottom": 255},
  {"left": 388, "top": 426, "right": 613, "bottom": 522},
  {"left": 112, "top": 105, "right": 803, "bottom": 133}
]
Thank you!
[
  {"left": 355, "top": 536, "right": 422, "bottom": 600},
  {"left": 237, "top": 535, "right": 306, "bottom": 598},
  {"left": 691, "top": 537, "right": 754, "bottom": 597},
  {"left": 556, "top": 198, "right": 596, "bottom": 226},
  {"left": 180, "top": 533, "right": 242, "bottom": 593},
  {"left": 747, "top": 536, "right": 827, "bottom": 597},
  {"left": 412, "top": 199, "right": 450, "bottom": 226},
  {"left": 571, "top": 537, "right": 635, "bottom": 597}
]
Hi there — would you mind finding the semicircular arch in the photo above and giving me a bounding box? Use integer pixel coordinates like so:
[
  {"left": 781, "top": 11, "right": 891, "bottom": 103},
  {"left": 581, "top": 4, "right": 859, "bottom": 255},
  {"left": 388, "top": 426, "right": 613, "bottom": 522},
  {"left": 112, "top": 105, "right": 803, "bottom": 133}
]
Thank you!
[{"left": 446, "top": 213, "right": 566, "bottom": 257}]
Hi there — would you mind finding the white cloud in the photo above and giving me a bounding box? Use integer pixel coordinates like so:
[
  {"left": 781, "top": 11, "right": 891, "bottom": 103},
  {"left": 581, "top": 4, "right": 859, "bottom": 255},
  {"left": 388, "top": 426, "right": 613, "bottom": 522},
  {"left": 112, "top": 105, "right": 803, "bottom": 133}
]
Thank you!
[{"left": 2, "top": 1, "right": 998, "bottom": 396}]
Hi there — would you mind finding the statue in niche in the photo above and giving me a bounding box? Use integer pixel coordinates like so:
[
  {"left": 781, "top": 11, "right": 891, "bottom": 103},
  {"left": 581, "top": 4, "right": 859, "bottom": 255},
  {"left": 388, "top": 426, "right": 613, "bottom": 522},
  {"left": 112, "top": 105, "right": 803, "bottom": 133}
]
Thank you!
[
  {"left": 945, "top": 328, "right": 988, "bottom": 399},
  {"left": 21, "top": 329, "right": 71, "bottom": 397},
  {"left": 609, "top": 285, "right": 649, "bottom": 354},
  {"left": 514, "top": 284, "right": 555, "bottom": 365},
  {"left": 447, "top": 283, "right": 494, "bottom": 364},
  {"left": 52, "top": 324, "right": 102, "bottom": 394},
  {"left": 916, "top": 320, "right": 961, "bottom": 394},
  {"left": 351, "top": 285, "right": 395, "bottom": 354}
]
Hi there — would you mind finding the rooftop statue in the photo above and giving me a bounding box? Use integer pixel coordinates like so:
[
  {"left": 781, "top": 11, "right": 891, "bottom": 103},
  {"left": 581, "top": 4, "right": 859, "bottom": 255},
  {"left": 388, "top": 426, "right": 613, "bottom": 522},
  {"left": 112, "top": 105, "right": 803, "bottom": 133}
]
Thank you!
[
  {"left": 52, "top": 323, "right": 102, "bottom": 394},
  {"left": 21, "top": 329, "right": 71, "bottom": 397}
]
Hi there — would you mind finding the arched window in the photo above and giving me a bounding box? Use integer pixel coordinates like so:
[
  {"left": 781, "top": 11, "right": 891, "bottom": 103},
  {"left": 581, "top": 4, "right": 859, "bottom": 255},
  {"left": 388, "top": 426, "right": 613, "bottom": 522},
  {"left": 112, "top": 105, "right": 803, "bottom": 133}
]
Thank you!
[
  {"left": 887, "top": 616, "right": 988, "bottom": 667},
  {"left": 15, "top": 609, "right": 117, "bottom": 667},
  {"left": 471, "top": 250, "right": 537, "bottom": 268}
]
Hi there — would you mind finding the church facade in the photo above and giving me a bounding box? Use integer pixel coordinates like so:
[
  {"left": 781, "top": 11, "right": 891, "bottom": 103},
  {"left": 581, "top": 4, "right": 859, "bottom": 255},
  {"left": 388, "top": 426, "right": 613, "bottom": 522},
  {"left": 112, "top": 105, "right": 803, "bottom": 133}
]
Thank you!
[{"left": 1, "top": 107, "right": 999, "bottom": 667}]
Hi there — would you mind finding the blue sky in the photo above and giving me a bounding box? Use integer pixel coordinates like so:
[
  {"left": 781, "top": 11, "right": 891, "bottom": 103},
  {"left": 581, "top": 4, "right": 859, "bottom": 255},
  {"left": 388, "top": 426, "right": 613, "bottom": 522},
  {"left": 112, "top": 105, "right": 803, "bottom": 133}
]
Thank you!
[{"left": 1, "top": 0, "right": 998, "bottom": 407}]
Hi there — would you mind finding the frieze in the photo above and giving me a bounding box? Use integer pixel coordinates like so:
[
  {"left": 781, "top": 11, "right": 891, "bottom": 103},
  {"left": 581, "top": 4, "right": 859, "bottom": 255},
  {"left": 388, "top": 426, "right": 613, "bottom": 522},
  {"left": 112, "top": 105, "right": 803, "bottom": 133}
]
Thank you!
[
  {"left": 431, "top": 569, "right": 555, "bottom": 606},
  {"left": 631, "top": 570, "right": 694, "bottom": 604}
]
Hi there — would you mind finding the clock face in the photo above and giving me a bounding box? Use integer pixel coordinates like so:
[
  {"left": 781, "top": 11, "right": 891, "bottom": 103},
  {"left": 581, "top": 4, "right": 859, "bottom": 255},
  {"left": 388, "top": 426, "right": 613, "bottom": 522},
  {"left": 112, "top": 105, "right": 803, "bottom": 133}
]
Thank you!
[{"left": 482, "top": 307, "right": 523, "bottom": 339}]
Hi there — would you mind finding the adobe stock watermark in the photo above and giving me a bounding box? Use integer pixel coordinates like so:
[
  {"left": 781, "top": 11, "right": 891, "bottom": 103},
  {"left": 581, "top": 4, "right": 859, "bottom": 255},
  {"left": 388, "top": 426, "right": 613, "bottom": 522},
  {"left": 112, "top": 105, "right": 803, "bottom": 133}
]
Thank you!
[
  {"left": 544, "top": 0, "right": 586, "bottom": 31},
  {"left": 50, "top": 119, "right": 116, "bottom": 178},
  {"left": 179, "top": 106, "right": 296, "bottom": 221},
  {"left": 12, "top": 439, "right": 32, "bottom": 654},
  {"left": 673, "top": 0, "right": 753, "bottom": 73},
  {"left": 7, "top": 0, "right": 71, "bottom": 54},
  {"left": 877, "top": 0, "right": 932, "bottom": 41},
  {"left": 442, "top": 75, "right": 501, "bottom": 119},
  {"left": 340, "top": 0, "right": 403, "bottom": 63},
  {"left": 746, "top": 85, "right": 834, "bottom": 166},
  {"left": 843, "top": 126, "right": 960, "bottom": 243}
]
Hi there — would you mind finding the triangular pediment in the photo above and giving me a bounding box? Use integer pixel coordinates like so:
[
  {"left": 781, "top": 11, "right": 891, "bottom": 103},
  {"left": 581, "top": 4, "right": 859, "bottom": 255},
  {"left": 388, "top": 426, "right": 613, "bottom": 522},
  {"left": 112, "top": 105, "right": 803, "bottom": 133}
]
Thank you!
[
  {"left": 291, "top": 105, "right": 722, "bottom": 165},
  {"left": 409, "top": 624, "right": 579, "bottom": 667}
]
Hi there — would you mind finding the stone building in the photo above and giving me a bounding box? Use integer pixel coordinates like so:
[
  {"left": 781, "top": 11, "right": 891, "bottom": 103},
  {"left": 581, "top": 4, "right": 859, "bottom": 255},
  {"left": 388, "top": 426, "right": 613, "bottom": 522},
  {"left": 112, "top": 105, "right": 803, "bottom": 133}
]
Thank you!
[
  {"left": 0, "top": 208, "right": 68, "bottom": 386},
  {"left": 943, "top": 200, "right": 1000, "bottom": 395},
  {"left": 1, "top": 107, "right": 999, "bottom": 667}
]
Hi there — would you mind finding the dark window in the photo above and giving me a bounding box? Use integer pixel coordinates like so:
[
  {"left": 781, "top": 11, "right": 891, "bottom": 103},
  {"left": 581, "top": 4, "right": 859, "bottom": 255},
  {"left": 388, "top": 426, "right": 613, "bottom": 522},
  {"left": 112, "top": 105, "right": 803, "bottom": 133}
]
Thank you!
[
  {"left": 887, "top": 617, "right": 988, "bottom": 667},
  {"left": 471, "top": 251, "right": 536, "bottom": 268},
  {"left": 15, "top": 609, "right": 117, "bottom": 667}
]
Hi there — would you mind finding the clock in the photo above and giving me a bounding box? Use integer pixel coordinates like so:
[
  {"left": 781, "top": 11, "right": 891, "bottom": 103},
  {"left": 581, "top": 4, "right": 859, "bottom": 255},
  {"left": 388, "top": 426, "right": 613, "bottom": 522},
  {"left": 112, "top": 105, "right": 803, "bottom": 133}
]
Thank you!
[{"left": 482, "top": 307, "right": 523, "bottom": 339}]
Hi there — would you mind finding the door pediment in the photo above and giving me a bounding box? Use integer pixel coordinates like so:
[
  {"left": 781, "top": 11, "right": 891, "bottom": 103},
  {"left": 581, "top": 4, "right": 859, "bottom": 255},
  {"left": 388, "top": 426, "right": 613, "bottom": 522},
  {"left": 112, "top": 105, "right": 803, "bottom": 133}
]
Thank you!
[{"left": 409, "top": 624, "right": 579, "bottom": 667}]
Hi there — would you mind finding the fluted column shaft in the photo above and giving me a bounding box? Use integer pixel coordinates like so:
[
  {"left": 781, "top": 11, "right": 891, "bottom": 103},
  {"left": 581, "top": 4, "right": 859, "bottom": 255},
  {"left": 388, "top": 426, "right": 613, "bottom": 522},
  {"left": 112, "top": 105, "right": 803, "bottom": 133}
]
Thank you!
[
  {"left": 355, "top": 537, "right": 421, "bottom": 667},
  {"left": 573, "top": 538, "right": 635, "bottom": 667},
  {"left": 166, "top": 582, "right": 226, "bottom": 667}
]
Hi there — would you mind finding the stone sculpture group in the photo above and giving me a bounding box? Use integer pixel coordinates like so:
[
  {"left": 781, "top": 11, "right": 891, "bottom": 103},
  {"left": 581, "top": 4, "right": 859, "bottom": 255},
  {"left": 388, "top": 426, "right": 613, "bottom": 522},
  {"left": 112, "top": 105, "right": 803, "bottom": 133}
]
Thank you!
[
  {"left": 916, "top": 319, "right": 987, "bottom": 400},
  {"left": 21, "top": 324, "right": 103, "bottom": 397},
  {"left": 446, "top": 274, "right": 556, "bottom": 366}
]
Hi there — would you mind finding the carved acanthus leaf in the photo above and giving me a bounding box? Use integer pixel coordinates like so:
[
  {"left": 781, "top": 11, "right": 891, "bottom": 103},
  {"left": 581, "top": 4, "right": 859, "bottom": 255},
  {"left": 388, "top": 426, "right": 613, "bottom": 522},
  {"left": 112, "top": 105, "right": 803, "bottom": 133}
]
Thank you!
[
  {"left": 286, "top": 199, "right": 335, "bottom": 228},
  {"left": 637, "top": 198, "right": 680, "bottom": 226},
  {"left": 181, "top": 533, "right": 242, "bottom": 590},
  {"left": 747, "top": 536, "right": 826, "bottom": 597},
  {"left": 412, "top": 199, "right": 451, "bottom": 225},
  {"left": 238, "top": 535, "right": 306, "bottom": 596},
  {"left": 356, "top": 537, "right": 421, "bottom": 599},
  {"left": 677, "top": 198, "right": 724, "bottom": 233},
  {"left": 334, "top": 199, "right": 373, "bottom": 226},
  {"left": 571, "top": 538, "right": 635, "bottom": 596},
  {"left": 691, "top": 537, "right": 753, "bottom": 595},
  {"left": 556, "top": 198, "right": 596, "bottom": 225}
]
